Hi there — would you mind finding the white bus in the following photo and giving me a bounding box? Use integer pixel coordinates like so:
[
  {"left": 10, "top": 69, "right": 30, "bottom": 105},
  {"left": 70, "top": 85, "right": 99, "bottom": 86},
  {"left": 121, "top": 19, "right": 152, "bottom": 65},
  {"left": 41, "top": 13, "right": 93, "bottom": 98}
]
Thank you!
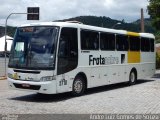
[{"left": 8, "top": 22, "right": 155, "bottom": 96}]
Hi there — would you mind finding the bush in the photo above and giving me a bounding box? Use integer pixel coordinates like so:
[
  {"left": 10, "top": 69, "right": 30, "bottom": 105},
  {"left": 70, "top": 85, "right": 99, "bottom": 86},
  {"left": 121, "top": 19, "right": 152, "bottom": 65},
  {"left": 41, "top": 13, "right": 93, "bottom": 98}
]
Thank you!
[
  {"left": 156, "top": 52, "right": 160, "bottom": 69},
  {"left": 155, "top": 31, "right": 160, "bottom": 43}
]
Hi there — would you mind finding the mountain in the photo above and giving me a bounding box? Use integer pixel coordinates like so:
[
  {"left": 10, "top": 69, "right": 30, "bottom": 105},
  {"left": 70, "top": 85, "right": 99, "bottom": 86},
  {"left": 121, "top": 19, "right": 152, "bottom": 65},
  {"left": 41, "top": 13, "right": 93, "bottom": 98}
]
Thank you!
[
  {"left": 0, "top": 26, "right": 5, "bottom": 37},
  {"left": 56, "top": 16, "right": 155, "bottom": 33},
  {"left": 0, "top": 26, "right": 16, "bottom": 38},
  {"left": 132, "top": 18, "right": 155, "bottom": 33},
  {"left": 0, "top": 16, "right": 155, "bottom": 38},
  {"left": 133, "top": 18, "right": 152, "bottom": 25}
]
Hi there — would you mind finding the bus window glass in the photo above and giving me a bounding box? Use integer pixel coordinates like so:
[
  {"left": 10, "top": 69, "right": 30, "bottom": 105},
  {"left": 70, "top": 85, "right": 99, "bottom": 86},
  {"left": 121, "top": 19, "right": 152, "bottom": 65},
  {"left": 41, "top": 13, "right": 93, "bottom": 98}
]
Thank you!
[
  {"left": 81, "top": 30, "right": 99, "bottom": 50},
  {"left": 14, "top": 42, "right": 24, "bottom": 58},
  {"left": 100, "top": 32, "right": 115, "bottom": 50},
  {"left": 57, "top": 27, "right": 78, "bottom": 75},
  {"left": 8, "top": 26, "right": 59, "bottom": 70},
  {"left": 129, "top": 36, "right": 140, "bottom": 51},
  {"left": 141, "top": 37, "right": 150, "bottom": 52},
  {"left": 150, "top": 39, "right": 154, "bottom": 52},
  {"left": 116, "top": 34, "right": 128, "bottom": 51}
]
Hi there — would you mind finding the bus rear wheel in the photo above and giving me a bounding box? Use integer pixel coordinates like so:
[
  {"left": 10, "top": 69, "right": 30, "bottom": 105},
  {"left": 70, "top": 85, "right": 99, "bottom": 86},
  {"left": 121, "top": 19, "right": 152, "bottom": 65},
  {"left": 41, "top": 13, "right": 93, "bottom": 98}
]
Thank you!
[
  {"left": 129, "top": 70, "right": 137, "bottom": 85},
  {"left": 72, "top": 76, "right": 85, "bottom": 96}
]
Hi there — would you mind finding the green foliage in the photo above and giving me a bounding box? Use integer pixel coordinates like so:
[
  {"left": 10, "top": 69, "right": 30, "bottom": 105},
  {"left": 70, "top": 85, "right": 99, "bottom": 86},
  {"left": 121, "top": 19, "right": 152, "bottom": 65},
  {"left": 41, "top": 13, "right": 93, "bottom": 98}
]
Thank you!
[
  {"left": 155, "top": 31, "right": 160, "bottom": 43},
  {"left": 148, "top": 0, "right": 160, "bottom": 30},
  {"left": 7, "top": 26, "right": 16, "bottom": 37},
  {"left": 0, "top": 26, "right": 16, "bottom": 37},
  {"left": 156, "top": 52, "right": 160, "bottom": 69}
]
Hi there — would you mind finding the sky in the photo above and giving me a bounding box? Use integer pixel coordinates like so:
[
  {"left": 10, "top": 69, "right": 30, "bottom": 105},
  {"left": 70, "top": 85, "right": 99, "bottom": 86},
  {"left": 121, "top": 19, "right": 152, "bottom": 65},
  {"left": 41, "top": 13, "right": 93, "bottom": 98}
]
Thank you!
[{"left": 0, "top": 0, "right": 150, "bottom": 26}]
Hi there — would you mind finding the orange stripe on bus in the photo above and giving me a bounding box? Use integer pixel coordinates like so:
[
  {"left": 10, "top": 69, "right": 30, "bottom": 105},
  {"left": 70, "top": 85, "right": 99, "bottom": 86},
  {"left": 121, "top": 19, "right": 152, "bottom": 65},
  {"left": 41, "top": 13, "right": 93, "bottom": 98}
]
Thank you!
[
  {"left": 127, "top": 32, "right": 139, "bottom": 37},
  {"left": 128, "top": 51, "right": 140, "bottom": 63}
]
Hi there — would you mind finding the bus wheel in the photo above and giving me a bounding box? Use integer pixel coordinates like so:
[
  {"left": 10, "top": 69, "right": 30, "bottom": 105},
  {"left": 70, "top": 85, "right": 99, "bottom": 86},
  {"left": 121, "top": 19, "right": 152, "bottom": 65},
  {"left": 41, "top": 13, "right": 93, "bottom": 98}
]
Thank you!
[
  {"left": 72, "top": 76, "right": 85, "bottom": 96},
  {"left": 129, "top": 70, "right": 137, "bottom": 85}
]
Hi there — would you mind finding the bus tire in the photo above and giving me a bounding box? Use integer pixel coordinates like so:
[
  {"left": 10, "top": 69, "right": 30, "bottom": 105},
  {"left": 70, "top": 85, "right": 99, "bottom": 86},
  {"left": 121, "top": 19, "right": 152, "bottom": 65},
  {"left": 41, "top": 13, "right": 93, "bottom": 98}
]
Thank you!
[
  {"left": 129, "top": 70, "right": 137, "bottom": 85},
  {"left": 72, "top": 76, "right": 85, "bottom": 96}
]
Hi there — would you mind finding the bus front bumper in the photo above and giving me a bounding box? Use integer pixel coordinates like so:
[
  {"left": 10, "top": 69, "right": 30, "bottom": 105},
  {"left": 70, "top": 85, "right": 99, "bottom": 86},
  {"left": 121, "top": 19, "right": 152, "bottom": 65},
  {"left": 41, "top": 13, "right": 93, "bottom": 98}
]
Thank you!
[{"left": 8, "top": 78, "right": 57, "bottom": 94}]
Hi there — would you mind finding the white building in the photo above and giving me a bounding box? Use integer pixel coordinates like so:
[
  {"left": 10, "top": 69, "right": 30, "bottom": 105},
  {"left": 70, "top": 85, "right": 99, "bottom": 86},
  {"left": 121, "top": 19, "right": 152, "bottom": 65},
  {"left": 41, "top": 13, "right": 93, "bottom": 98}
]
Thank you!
[
  {"left": 0, "top": 35, "right": 13, "bottom": 52},
  {"left": 0, "top": 35, "right": 13, "bottom": 77}
]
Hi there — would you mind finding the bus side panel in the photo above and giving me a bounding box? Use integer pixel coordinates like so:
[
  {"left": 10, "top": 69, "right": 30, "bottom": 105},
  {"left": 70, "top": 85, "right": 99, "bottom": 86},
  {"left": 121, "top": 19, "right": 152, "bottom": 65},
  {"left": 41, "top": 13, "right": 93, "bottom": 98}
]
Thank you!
[
  {"left": 141, "top": 52, "right": 155, "bottom": 78},
  {"left": 128, "top": 51, "right": 140, "bottom": 63},
  {"left": 141, "top": 52, "right": 155, "bottom": 63},
  {"left": 56, "top": 66, "right": 92, "bottom": 93},
  {"left": 126, "top": 64, "right": 141, "bottom": 80}
]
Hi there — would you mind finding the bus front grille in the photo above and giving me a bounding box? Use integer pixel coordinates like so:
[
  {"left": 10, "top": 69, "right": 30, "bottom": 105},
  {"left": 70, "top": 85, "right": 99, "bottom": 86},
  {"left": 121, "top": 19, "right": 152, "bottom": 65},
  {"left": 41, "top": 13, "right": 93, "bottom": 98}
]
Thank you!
[{"left": 13, "top": 83, "right": 41, "bottom": 90}]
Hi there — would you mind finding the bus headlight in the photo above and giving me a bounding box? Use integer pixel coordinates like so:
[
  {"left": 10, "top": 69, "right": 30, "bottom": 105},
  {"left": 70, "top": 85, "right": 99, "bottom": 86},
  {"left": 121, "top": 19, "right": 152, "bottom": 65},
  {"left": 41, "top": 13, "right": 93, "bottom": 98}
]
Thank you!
[
  {"left": 40, "top": 76, "right": 56, "bottom": 82},
  {"left": 8, "top": 73, "right": 13, "bottom": 79}
]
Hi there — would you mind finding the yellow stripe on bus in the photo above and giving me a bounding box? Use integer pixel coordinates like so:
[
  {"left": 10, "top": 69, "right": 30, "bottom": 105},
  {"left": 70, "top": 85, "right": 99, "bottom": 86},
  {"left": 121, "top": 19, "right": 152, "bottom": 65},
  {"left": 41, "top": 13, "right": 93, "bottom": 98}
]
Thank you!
[
  {"left": 128, "top": 51, "right": 140, "bottom": 63},
  {"left": 127, "top": 32, "right": 140, "bottom": 37}
]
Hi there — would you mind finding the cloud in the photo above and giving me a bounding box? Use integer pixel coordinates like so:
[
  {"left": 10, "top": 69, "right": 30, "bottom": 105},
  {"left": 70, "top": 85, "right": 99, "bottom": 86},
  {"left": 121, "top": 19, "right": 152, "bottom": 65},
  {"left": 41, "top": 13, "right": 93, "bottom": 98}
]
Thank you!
[{"left": 0, "top": 0, "right": 149, "bottom": 26}]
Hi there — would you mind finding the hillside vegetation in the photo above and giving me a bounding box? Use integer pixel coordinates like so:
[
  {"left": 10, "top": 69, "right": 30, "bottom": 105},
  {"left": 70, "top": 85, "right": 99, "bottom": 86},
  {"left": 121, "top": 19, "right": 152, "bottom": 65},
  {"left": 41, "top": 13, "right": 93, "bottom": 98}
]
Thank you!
[
  {"left": 0, "top": 26, "right": 16, "bottom": 37},
  {"left": 0, "top": 15, "right": 158, "bottom": 41},
  {"left": 57, "top": 16, "right": 155, "bottom": 33}
]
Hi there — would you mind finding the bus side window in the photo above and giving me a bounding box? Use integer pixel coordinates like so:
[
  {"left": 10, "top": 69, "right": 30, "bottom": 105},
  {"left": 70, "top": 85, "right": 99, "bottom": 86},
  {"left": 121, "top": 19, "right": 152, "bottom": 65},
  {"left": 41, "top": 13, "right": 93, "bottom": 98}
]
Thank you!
[
  {"left": 129, "top": 36, "right": 140, "bottom": 51},
  {"left": 150, "top": 39, "right": 155, "bottom": 52},
  {"left": 141, "top": 37, "right": 150, "bottom": 52},
  {"left": 116, "top": 34, "right": 128, "bottom": 51},
  {"left": 100, "top": 32, "right": 115, "bottom": 51},
  {"left": 81, "top": 29, "right": 99, "bottom": 50}
]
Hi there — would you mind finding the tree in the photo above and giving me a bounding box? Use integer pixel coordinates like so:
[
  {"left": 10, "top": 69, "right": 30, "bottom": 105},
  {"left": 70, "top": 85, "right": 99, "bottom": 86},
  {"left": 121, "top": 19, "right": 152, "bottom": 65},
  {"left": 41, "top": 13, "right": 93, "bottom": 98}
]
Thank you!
[{"left": 148, "top": 0, "right": 160, "bottom": 30}]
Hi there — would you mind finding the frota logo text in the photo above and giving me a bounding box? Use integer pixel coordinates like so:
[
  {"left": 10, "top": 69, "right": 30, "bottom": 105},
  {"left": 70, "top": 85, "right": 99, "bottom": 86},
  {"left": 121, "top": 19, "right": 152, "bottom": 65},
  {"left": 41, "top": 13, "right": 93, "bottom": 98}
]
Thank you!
[{"left": 89, "top": 55, "right": 119, "bottom": 65}]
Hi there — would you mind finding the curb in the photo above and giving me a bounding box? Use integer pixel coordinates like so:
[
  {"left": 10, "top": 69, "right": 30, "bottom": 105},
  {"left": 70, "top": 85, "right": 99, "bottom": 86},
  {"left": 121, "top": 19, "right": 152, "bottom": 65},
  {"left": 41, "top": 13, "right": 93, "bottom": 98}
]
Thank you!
[{"left": 0, "top": 76, "right": 7, "bottom": 80}]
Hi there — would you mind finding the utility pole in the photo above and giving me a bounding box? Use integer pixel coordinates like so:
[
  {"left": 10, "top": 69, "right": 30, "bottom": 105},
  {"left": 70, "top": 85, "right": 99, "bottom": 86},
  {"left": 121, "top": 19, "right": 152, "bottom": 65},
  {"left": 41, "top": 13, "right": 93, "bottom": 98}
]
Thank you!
[
  {"left": 4, "top": 7, "right": 39, "bottom": 76},
  {"left": 141, "top": 8, "right": 145, "bottom": 32}
]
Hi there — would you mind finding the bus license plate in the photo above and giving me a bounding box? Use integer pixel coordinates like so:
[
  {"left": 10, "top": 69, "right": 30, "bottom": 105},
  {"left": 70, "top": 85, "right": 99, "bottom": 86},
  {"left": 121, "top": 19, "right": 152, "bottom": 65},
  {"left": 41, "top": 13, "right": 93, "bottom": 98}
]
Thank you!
[{"left": 22, "top": 84, "right": 30, "bottom": 88}]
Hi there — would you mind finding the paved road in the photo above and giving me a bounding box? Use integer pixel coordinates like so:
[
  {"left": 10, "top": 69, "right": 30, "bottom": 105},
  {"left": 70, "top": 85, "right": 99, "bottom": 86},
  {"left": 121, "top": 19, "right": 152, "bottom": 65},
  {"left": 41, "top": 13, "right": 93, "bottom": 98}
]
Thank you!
[{"left": 0, "top": 71, "right": 160, "bottom": 114}]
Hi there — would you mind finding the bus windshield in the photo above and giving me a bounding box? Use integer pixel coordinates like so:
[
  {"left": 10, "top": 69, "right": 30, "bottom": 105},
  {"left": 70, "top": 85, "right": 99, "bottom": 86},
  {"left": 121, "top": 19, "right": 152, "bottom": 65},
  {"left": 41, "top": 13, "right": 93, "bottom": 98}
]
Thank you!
[{"left": 8, "top": 26, "right": 59, "bottom": 70}]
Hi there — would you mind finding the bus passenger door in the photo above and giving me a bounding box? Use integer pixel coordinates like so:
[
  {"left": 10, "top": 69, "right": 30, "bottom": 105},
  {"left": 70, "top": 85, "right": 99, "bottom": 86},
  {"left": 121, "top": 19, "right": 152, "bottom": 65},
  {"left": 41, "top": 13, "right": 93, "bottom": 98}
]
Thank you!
[{"left": 56, "top": 27, "right": 78, "bottom": 93}]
